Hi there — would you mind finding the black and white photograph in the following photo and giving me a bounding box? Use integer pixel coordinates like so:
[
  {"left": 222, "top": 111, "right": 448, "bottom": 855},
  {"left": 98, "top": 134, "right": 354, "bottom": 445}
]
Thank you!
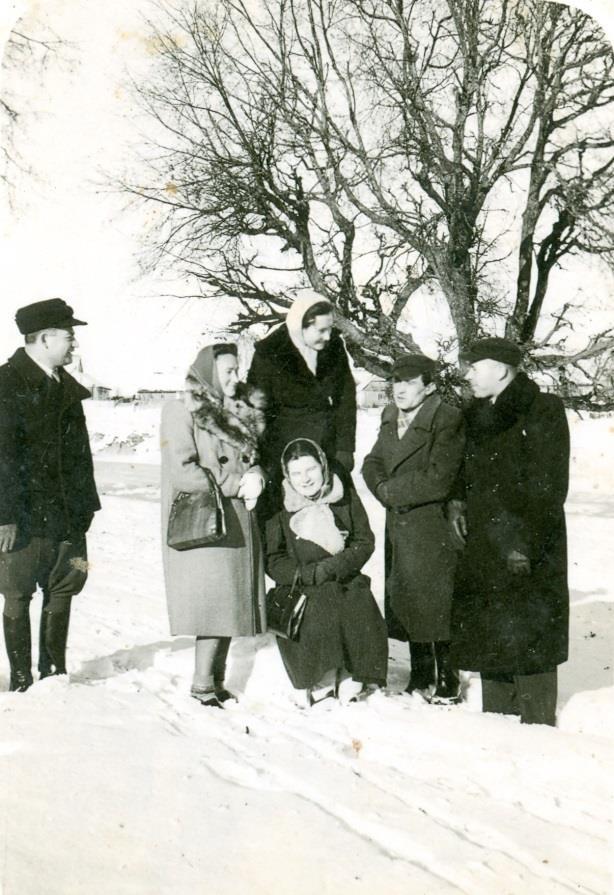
[{"left": 0, "top": 0, "right": 612, "bottom": 892}]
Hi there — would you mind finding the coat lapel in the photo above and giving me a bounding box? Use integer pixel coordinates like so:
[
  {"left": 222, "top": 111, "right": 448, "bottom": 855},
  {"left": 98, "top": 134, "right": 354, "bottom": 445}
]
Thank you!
[{"left": 383, "top": 394, "right": 442, "bottom": 473}]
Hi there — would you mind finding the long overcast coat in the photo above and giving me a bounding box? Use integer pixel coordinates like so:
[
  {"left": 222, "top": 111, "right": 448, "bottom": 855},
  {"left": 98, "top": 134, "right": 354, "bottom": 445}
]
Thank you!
[
  {"left": 161, "top": 399, "right": 266, "bottom": 637},
  {"left": 247, "top": 324, "right": 356, "bottom": 479},
  {"left": 451, "top": 373, "right": 570, "bottom": 675},
  {"left": 362, "top": 395, "right": 465, "bottom": 642}
]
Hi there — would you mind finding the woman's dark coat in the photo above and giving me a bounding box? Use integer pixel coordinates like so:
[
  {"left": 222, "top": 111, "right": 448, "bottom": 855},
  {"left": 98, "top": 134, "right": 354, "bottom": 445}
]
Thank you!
[
  {"left": 247, "top": 324, "right": 356, "bottom": 480},
  {"left": 451, "top": 373, "right": 570, "bottom": 675},
  {"left": 265, "top": 476, "right": 387, "bottom": 690},
  {"left": 362, "top": 395, "right": 465, "bottom": 642},
  {"left": 0, "top": 348, "right": 100, "bottom": 543}
]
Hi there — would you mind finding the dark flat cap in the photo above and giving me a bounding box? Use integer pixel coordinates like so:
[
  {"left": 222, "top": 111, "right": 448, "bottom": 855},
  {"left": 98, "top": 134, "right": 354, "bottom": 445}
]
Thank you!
[
  {"left": 462, "top": 337, "right": 522, "bottom": 367},
  {"left": 389, "top": 353, "right": 437, "bottom": 381},
  {"left": 15, "top": 298, "right": 87, "bottom": 335}
]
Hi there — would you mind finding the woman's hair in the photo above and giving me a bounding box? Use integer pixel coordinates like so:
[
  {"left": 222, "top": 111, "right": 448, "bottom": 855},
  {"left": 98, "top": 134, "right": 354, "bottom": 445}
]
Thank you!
[
  {"left": 302, "top": 301, "right": 333, "bottom": 329},
  {"left": 283, "top": 439, "right": 323, "bottom": 469},
  {"left": 212, "top": 342, "right": 238, "bottom": 359}
]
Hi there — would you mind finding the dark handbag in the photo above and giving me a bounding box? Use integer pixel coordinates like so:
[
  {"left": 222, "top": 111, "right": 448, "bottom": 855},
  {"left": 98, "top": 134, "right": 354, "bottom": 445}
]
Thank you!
[
  {"left": 266, "top": 569, "right": 308, "bottom": 640},
  {"left": 167, "top": 469, "right": 226, "bottom": 550}
]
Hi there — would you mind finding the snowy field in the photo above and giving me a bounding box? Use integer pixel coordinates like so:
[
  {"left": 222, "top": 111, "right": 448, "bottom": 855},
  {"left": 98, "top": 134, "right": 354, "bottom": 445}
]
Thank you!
[{"left": 0, "top": 403, "right": 612, "bottom": 895}]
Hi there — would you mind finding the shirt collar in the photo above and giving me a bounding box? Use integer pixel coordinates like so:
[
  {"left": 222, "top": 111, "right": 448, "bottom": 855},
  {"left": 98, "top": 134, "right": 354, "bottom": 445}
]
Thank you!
[{"left": 24, "top": 349, "right": 60, "bottom": 382}]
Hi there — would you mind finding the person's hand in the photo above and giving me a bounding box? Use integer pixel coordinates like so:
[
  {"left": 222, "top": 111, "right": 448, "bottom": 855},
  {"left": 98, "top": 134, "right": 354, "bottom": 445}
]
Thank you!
[
  {"left": 507, "top": 550, "right": 531, "bottom": 575},
  {"left": 0, "top": 523, "right": 18, "bottom": 553},
  {"left": 335, "top": 451, "right": 354, "bottom": 473},
  {"left": 447, "top": 500, "right": 467, "bottom": 548},
  {"left": 238, "top": 471, "right": 264, "bottom": 502}
]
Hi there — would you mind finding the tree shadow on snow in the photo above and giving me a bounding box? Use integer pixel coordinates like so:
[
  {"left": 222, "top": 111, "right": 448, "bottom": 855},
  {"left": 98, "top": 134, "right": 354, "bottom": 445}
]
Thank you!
[{"left": 72, "top": 637, "right": 194, "bottom": 683}]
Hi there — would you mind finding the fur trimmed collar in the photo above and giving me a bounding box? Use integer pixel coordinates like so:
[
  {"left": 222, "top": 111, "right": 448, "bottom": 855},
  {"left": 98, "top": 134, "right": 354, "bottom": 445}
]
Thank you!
[{"left": 184, "top": 382, "right": 265, "bottom": 462}]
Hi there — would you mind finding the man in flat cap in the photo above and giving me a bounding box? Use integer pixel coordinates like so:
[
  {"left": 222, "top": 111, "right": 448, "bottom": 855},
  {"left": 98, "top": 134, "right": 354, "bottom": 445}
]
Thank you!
[
  {"left": 449, "top": 337, "right": 570, "bottom": 725},
  {"left": 0, "top": 299, "right": 100, "bottom": 691},
  {"left": 362, "top": 353, "right": 465, "bottom": 704}
]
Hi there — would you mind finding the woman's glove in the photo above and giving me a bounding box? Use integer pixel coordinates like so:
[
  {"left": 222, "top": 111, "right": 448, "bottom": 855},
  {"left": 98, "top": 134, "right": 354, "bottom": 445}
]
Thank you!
[{"left": 238, "top": 470, "right": 265, "bottom": 510}]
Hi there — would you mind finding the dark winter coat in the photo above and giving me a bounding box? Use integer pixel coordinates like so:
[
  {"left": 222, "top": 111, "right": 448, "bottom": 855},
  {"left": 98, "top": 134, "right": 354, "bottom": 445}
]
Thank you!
[
  {"left": 265, "top": 475, "right": 388, "bottom": 690},
  {"left": 362, "top": 395, "right": 465, "bottom": 642},
  {"left": 0, "top": 348, "right": 100, "bottom": 545},
  {"left": 247, "top": 324, "right": 356, "bottom": 480},
  {"left": 451, "top": 372, "right": 570, "bottom": 675}
]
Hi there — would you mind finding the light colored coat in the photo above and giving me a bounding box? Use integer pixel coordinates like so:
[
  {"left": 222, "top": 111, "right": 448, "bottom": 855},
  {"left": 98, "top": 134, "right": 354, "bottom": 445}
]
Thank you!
[{"left": 160, "top": 399, "right": 266, "bottom": 636}]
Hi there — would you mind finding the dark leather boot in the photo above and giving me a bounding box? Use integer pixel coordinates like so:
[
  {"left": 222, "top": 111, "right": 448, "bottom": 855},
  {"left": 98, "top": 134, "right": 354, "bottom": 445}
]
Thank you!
[
  {"left": 431, "top": 641, "right": 461, "bottom": 705},
  {"left": 3, "top": 614, "right": 33, "bottom": 692},
  {"left": 38, "top": 608, "right": 70, "bottom": 678},
  {"left": 405, "top": 641, "right": 436, "bottom": 695}
]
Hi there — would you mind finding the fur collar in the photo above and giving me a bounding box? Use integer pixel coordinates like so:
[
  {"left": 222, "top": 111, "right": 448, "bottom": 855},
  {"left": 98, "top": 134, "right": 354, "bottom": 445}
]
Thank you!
[{"left": 184, "top": 382, "right": 265, "bottom": 462}]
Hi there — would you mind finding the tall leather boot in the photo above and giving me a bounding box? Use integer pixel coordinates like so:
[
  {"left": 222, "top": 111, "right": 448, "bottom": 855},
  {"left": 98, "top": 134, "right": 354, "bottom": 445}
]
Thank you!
[
  {"left": 3, "top": 614, "right": 34, "bottom": 692},
  {"left": 39, "top": 608, "right": 70, "bottom": 678},
  {"left": 431, "top": 641, "right": 461, "bottom": 705},
  {"left": 405, "top": 641, "right": 436, "bottom": 695}
]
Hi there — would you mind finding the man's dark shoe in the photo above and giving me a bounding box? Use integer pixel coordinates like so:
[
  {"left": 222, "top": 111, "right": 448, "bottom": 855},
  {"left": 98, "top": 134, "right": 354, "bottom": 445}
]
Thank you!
[
  {"left": 39, "top": 608, "right": 70, "bottom": 678},
  {"left": 405, "top": 641, "right": 436, "bottom": 695},
  {"left": 4, "top": 614, "right": 33, "bottom": 693},
  {"left": 430, "top": 641, "right": 461, "bottom": 705},
  {"left": 9, "top": 669, "right": 34, "bottom": 692}
]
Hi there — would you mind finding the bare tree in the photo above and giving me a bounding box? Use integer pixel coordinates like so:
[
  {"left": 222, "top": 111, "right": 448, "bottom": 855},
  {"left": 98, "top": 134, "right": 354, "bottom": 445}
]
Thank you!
[
  {"left": 125, "top": 0, "right": 614, "bottom": 374},
  {"left": 1, "top": 25, "right": 66, "bottom": 195}
]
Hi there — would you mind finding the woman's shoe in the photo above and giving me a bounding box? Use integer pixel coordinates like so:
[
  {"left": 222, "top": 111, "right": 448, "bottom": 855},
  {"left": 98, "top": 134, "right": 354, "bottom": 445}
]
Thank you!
[
  {"left": 191, "top": 688, "right": 224, "bottom": 709},
  {"left": 214, "top": 687, "right": 238, "bottom": 704},
  {"left": 348, "top": 682, "right": 380, "bottom": 703}
]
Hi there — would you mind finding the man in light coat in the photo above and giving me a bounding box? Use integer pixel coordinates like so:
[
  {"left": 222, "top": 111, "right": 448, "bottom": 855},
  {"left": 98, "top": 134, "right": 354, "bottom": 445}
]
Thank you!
[
  {"left": 449, "top": 337, "right": 570, "bottom": 726},
  {"left": 362, "top": 354, "right": 465, "bottom": 704},
  {"left": 0, "top": 299, "right": 100, "bottom": 691}
]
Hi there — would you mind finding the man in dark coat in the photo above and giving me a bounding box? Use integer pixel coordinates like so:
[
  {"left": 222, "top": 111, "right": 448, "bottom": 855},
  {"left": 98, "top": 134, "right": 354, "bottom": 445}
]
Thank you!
[
  {"left": 449, "top": 337, "right": 570, "bottom": 726},
  {"left": 0, "top": 298, "right": 100, "bottom": 691},
  {"left": 247, "top": 295, "right": 356, "bottom": 512},
  {"left": 362, "top": 354, "right": 465, "bottom": 704}
]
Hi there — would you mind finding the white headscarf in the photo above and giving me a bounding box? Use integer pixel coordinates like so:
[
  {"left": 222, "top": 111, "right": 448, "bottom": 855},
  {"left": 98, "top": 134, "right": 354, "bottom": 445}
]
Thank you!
[{"left": 285, "top": 295, "right": 332, "bottom": 376}]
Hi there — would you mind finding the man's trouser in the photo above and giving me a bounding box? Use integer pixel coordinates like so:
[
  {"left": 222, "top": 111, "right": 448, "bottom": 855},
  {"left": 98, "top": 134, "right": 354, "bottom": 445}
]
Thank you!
[
  {"left": 481, "top": 670, "right": 557, "bottom": 726},
  {"left": 0, "top": 536, "right": 88, "bottom": 689}
]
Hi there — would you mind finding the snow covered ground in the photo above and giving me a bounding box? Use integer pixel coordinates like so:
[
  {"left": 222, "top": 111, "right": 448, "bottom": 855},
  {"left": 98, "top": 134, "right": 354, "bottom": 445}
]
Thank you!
[{"left": 0, "top": 403, "right": 612, "bottom": 895}]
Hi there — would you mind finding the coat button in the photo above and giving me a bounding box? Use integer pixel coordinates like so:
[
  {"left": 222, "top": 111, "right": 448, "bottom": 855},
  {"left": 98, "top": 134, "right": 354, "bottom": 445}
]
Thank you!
[{"left": 219, "top": 455, "right": 228, "bottom": 465}]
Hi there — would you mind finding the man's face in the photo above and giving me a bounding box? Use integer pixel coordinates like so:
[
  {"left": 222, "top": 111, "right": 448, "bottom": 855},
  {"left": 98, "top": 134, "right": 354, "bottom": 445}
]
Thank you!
[
  {"left": 43, "top": 327, "right": 78, "bottom": 367},
  {"left": 392, "top": 374, "right": 434, "bottom": 412},
  {"left": 464, "top": 358, "right": 507, "bottom": 399},
  {"left": 302, "top": 313, "right": 333, "bottom": 351}
]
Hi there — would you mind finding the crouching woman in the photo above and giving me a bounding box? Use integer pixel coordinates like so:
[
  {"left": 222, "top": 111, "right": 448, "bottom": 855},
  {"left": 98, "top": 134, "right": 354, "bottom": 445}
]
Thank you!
[
  {"left": 265, "top": 438, "right": 387, "bottom": 705},
  {"left": 161, "top": 344, "right": 267, "bottom": 708}
]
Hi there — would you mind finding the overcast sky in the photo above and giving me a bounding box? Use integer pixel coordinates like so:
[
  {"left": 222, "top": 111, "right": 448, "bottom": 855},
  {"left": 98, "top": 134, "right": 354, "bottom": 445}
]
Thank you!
[{"left": 1, "top": 0, "right": 613, "bottom": 392}]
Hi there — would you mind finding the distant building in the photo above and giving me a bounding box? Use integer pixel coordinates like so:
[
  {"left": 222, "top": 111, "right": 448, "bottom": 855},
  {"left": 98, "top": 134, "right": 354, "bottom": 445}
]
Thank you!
[
  {"left": 91, "top": 385, "right": 113, "bottom": 400},
  {"left": 135, "top": 389, "right": 184, "bottom": 404},
  {"left": 358, "top": 377, "right": 390, "bottom": 409}
]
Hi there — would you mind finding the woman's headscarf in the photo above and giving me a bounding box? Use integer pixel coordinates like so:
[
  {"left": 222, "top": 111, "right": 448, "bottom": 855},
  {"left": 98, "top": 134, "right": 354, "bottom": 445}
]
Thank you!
[
  {"left": 281, "top": 438, "right": 346, "bottom": 556},
  {"left": 187, "top": 344, "right": 229, "bottom": 397},
  {"left": 184, "top": 343, "right": 262, "bottom": 460},
  {"left": 285, "top": 295, "right": 331, "bottom": 376}
]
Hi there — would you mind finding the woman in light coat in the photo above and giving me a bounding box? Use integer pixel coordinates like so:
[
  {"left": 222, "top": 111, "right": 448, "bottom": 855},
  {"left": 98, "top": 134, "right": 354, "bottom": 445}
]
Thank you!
[{"left": 161, "top": 344, "right": 266, "bottom": 708}]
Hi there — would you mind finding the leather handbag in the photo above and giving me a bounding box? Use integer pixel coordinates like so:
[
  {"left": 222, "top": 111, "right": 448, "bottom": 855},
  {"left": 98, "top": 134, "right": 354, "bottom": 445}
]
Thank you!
[
  {"left": 167, "top": 469, "right": 226, "bottom": 551},
  {"left": 266, "top": 568, "right": 308, "bottom": 641}
]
